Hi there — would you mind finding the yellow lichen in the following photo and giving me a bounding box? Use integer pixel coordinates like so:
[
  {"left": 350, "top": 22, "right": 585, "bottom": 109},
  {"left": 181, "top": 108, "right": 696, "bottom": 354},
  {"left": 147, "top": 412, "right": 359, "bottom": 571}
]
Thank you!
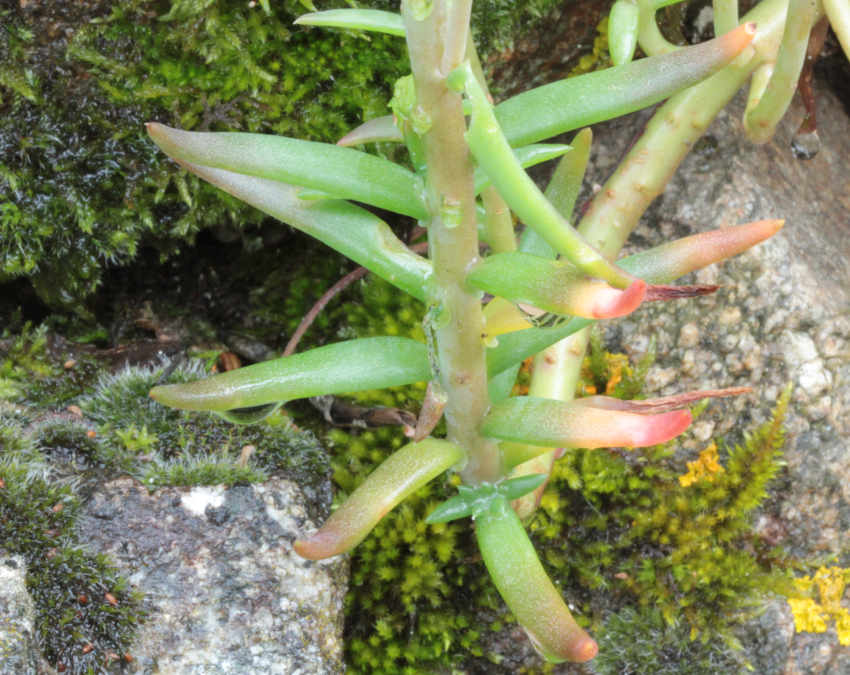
[
  {"left": 604, "top": 354, "right": 630, "bottom": 395},
  {"left": 788, "top": 598, "right": 828, "bottom": 634},
  {"left": 787, "top": 567, "right": 850, "bottom": 643},
  {"left": 836, "top": 609, "right": 850, "bottom": 647},
  {"left": 678, "top": 443, "right": 725, "bottom": 487},
  {"left": 814, "top": 567, "right": 847, "bottom": 612}
]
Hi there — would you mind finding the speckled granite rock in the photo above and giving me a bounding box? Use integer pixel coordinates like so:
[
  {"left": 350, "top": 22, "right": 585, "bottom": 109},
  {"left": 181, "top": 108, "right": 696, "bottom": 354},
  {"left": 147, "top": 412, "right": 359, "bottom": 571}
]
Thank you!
[
  {"left": 78, "top": 477, "right": 348, "bottom": 675},
  {"left": 0, "top": 555, "right": 38, "bottom": 675},
  {"left": 576, "top": 73, "right": 850, "bottom": 674}
]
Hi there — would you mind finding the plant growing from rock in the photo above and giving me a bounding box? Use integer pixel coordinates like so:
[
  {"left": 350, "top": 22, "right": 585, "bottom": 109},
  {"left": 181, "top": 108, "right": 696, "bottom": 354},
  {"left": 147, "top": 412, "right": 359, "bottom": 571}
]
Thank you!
[{"left": 146, "top": 0, "right": 850, "bottom": 663}]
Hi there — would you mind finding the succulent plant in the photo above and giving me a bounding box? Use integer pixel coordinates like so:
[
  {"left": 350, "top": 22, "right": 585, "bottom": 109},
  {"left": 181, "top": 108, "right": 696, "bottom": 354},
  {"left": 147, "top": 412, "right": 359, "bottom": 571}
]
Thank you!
[{"left": 145, "top": 0, "right": 850, "bottom": 663}]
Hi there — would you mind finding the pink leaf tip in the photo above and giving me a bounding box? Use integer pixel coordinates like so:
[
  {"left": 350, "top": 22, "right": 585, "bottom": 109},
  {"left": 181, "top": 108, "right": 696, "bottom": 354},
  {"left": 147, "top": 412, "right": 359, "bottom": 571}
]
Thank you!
[{"left": 591, "top": 279, "right": 647, "bottom": 319}]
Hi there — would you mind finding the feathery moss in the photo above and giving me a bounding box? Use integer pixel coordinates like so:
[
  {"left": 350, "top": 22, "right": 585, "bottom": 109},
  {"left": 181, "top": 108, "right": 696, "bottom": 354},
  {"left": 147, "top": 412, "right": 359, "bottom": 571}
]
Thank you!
[
  {"left": 0, "top": 418, "right": 145, "bottom": 675},
  {"left": 0, "top": 0, "right": 561, "bottom": 308}
]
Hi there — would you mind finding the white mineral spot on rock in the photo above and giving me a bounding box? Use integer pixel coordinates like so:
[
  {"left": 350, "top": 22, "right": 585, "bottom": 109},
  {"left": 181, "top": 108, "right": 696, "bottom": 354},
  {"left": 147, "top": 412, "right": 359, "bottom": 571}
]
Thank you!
[
  {"left": 691, "top": 420, "right": 715, "bottom": 442},
  {"left": 181, "top": 485, "right": 226, "bottom": 517},
  {"left": 798, "top": 359, "right": 831, "bottom": 397},
  {"left": 717, "top": 306, "right": 742, "bottom": 326},
  {"left": 779, "top": 331, "right": 819, "bottom": 368},
  {"left": 645, "top": 366, "right": 677, "bottom": 392},
  {"left": 678, "top": 323, "right": 699, "bottom": 348}
]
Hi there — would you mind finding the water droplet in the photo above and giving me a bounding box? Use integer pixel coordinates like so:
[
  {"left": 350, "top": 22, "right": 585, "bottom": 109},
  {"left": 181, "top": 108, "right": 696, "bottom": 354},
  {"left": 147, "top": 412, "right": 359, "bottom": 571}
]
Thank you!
[
  {"left": 791, "top": 130, "right": 819, "bottom": 160},
  {"left": 215, "top": 402, "right": 282, "bottom": 425}
]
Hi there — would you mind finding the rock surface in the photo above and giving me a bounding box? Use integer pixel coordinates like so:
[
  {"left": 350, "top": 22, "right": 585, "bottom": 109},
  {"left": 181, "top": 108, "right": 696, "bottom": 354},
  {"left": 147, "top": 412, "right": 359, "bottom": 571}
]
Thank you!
[
  {"left": 576, "top": 70, "right": 850, "bottom": 673},
  {"left": 0, "top": 555, "right": 38, "bottom": 675},
  {"left": 78, "top": 477, "right": 348, "bottom": 675}
]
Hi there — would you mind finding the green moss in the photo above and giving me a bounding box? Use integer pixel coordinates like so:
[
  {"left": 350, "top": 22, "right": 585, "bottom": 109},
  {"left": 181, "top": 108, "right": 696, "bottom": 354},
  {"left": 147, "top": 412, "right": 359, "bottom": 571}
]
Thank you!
[
  {"left": 77, "top": 361, "right": 329, "bottom": 490},
  {"left": 593, "top": 607, "right": 745, "bottom": 675},
  {"left": 329, "top": 285, "right": 795, "bottom": 672},
  {"left": 0, "top": 418, "right": 145, "bottom": 675},
  {"left": 142, "top": 454, "right": 267, "bottom": 487},
  {"left": 0, "top": 0, "right": 560, "bottom": 308},
  {"left": 0, "top": 323, "right": 107, "bottom": 407}
]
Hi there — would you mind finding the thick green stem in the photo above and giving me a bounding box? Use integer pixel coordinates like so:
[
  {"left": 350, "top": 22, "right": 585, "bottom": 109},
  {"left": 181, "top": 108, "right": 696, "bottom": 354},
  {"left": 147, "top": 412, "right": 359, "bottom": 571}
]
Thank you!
[
  {"left": 403, "top": 0, "right": 501, "bottom": 484},
  {"left": 714, "top": 0, "right": 740, "bottom": 35},
  {"left": 508, "top": 327, "right": 590, "bottom": 518}
]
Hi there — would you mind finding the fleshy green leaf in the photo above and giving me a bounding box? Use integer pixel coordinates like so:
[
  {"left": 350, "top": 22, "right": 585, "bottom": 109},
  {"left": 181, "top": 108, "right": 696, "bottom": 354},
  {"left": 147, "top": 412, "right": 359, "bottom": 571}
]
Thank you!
[
  {"left": 495, "top": 23, "right": 757, "bottom": 147},
  {"left": 150, "top": 337, "right": 431, "bottom": 412},
  {"left": 294, "top": 9, "right": 406, "bottom": 36},
  {"left": 480, "top": 396, "right": 692, "bottom": 449},
  {"left": 163, "top": 158, "right": 431, "bottom": 300},
  {"left": 466, "top": 253, "right": 647, "bottom": 320},
  {"left": 425, "top": 495, "right": 473, "bottom": 524},
  {"left": 473, "top": 144, "right": 571, "bottom": 195},
  {"left": 147, "top": 123, "right": 429, "bottom": 220},
  {"left": 475, "top": 494, "right": 598, "bottom": 663},
  {"left": 520, "top": 128, "right": 593, "bottom": 260},
  {"left": 609, "top": 0, "right": 640, "bottom": 66},
  {"left": 498, "top": 474, "right": 548, "bottom": 502},
  {"left": 295, "top": 438, "right": 464, "bottom": 558},
  {"left": 337, "top": 115, "right": 405, "bottom": 147},
  {"left": 448, "top": 62, "right": 636, "bottom": 288},
  {"left": 486, "top": 219, "right": 783, "bottom": 376}
]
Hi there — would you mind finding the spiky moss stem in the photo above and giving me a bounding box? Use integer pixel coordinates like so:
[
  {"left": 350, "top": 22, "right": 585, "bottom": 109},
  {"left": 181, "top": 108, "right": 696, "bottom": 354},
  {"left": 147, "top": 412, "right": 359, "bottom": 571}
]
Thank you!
[{"left": 402, "top": 0, "right": 501, "bottom": 484}]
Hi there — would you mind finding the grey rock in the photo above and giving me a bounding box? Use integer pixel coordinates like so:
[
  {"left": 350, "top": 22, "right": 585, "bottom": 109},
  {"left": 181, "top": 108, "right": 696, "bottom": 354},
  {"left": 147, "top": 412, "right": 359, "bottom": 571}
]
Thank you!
[
  {"left": 78, "top": 477, "right": 348, "bottom": 675},
  {"left": 0, "top": 555, "right": 38, "bottom": 675},
  {"left": 573, "top": 72, "right": 850, "bottom": 672}
]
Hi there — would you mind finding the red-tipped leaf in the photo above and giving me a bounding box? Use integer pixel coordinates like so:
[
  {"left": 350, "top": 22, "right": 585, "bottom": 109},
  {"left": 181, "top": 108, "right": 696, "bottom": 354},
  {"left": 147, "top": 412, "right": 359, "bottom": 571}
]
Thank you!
[
  {"left": 466, "top": 253, "right": 647, "bottom": 320},
  {"left": 480, "top": 396, "right": 692, "bottom": 448},
  {"left": 294, "top": 438, "right": 464, "bottom": 559}
]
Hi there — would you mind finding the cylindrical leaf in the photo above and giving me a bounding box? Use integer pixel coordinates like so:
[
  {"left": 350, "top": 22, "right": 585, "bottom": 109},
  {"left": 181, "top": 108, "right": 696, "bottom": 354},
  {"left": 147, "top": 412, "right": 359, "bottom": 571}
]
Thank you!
[
  {"left": 294, "top": 9, "right": 406, "bottom": 36},
  {"left": 495, "top": 23, "right": 757, "bottom": 147},
  {"left": 147, "top": 123, "right": 429, "bottom": 220},
  {"left": 621, "top": 219, "right": 784, "bottom": 283},
  {"left": 425, "top": 495, "right": 473, "bottom": 524},
  {"left": 162, "top": 158, "right": 431, "bottom": 300},
  {"left": 476, "top": 495, "right": 598, "bottom": 663},
  {"left": 473, "top": 144, "right": 571, "bottom": 195},
  {"left": 519, "top": 127, "right": 594, "bottom": 261},
  {"left": 481, "top": 396, "right": 692, "bottom": 448},
  {"left": 467, "top": 253, "right": 647, "bottom": 320},
  {"left": 295, "top": 438, "right": 465, "bottom": 558},
  {"left": 609, "top": 0, "right": 640, "bottom": 66},
  {"left": 743, "top": 0, "right": 815, "bottom": 143},
  {"left": 486, "top": 219, "right": 784, "bottom": 377},
  {"left": 498, "top": 473, "right": 548, "bottom": 502},
  {"left": 150, "top": 337, "right": 431, "bottom": 412},
  {"left": 824, "top": 0, "right": 850, "bottom": 63},
  {"left": 337, "top": 115, "right": 404, "bottom": 147}
]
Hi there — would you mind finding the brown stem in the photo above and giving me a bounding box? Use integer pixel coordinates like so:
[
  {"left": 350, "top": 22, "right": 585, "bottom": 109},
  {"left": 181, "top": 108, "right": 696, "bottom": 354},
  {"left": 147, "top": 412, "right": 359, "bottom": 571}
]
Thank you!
[{"left": 284, "top": 243, "right": 430, "bottom": 357}]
